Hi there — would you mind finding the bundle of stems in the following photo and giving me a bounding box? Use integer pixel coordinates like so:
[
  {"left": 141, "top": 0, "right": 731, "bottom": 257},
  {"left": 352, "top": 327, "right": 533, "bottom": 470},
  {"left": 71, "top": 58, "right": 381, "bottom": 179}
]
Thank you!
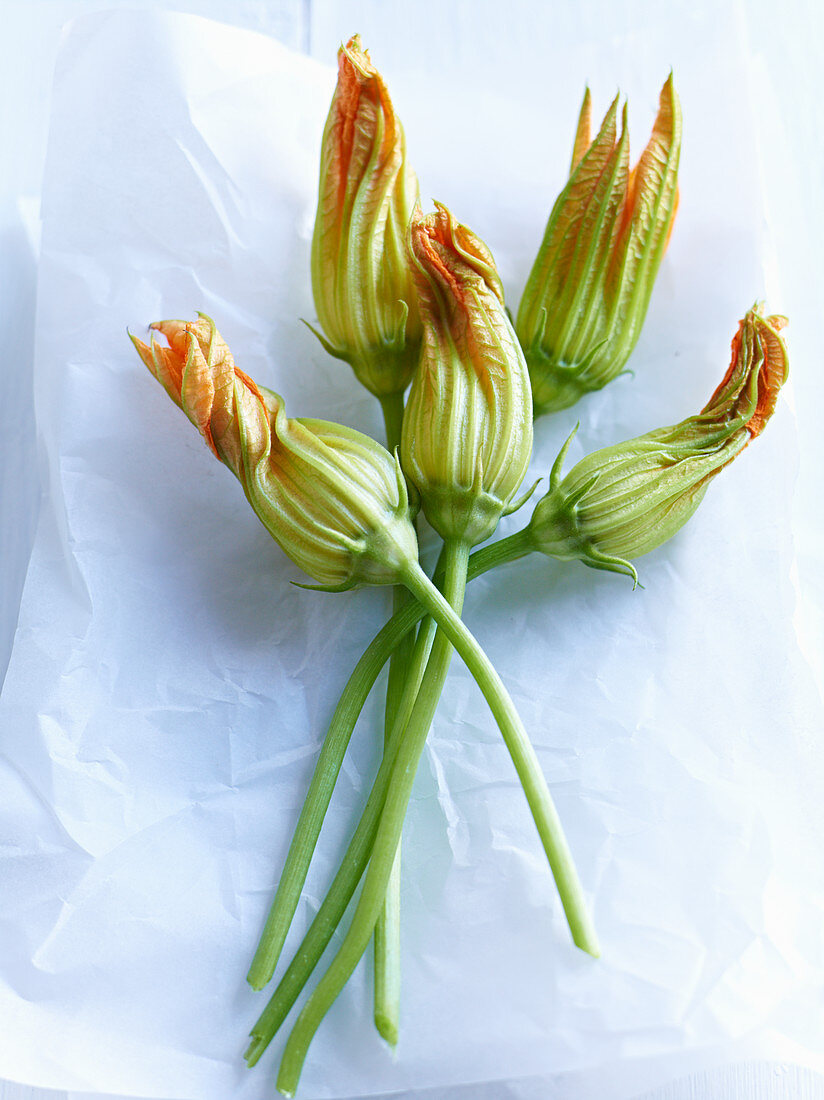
[{"left": 244, "top": 528, "right": 557, "bottom": 1072}]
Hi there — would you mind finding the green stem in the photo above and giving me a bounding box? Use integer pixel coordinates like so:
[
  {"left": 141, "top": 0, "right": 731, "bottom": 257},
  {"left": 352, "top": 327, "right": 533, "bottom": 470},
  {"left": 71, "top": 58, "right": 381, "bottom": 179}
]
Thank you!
[
  {"left": 275, "top": 554, "right": 597, "bottom": 1097},
  {"left": 402, "top": 561, "right": 599, "bottom": 955},
  {"left": 372, "top": 586, "right": 407, "bottom": 1045},
  {"left": 467, "top": 527, "right": 532, "bottom": 575},
  {"left": 245, "top": 611, "right": 439, "bottom": 1066},
  {"left": 246, "top": 600, "right": 422, "bottom": 990},
  {"left": 373, "top": 390, "right": 412, "bottom": 1045},
  {"left": 276, "top": 543, "right": 470, "bottom": 1097},
  {"left": 245, "top": 528, "right": 532, "bottom": 993},
  {"left": 378, "top": 391, "right": 406, "bottom": 458}
]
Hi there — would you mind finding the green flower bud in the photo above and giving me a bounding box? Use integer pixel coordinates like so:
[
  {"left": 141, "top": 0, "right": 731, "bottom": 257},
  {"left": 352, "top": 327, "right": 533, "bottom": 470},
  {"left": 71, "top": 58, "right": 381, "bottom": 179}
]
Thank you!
[
  {"left": 309, "top": 35, "right": 421, "bottom": 399},
  {"left": 401, "top": 203, "right": 533, "bottom": 546},
  {"left": 524, "top": 306, "right": 788, "bottom": 582},
  {"left": 132, "top": 315, "right": 418, "bottom": 590},
  {"left": 516, "top": 76, "right": 681, "bottom": 416}
]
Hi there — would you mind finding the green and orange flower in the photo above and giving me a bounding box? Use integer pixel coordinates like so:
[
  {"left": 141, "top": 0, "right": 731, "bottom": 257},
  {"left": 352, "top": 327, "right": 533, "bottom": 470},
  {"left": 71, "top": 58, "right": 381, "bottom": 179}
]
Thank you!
[
  {"left": 401, "top": 203, "right": 533, "bottom": 545},
  {"left": 517, "top": 76, "right": 681, "bottom": 415},
  {"left": 524, "top": 306, "right": 788, "bottom": 581},
  {"left": 309, "top": 35, "right": 421, "bottom": 399},
  {"left": 132, "top": 315, "right": 417, "bottom": 589}
]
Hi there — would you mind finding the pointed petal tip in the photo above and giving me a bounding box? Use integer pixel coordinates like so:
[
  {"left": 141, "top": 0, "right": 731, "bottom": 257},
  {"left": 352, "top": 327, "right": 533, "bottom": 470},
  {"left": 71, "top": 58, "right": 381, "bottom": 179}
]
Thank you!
[
  {"left": 659, "top": 70, "right": 681, "bottom": 120},
  {"left": 339, "top": 33, "right": 374, "bottom": 77},
  {"left": 747, "top": 302, "right": 789, "bottom": 334},
  {"left": 128, "top": 329, "right": 153, "bottom": 366}
]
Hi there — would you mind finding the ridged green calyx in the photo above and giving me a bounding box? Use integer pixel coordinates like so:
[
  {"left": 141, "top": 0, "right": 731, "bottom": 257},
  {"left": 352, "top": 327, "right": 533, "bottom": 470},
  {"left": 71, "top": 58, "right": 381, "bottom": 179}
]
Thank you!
[
  {"left": 132, "top": 315, "right": 418, "bottom": 590},
  {"left": 401, "top": 202, "right": 533, "bottom": 546},
  {"left": 524, "top": 306, "right": 788, "bottom": 582},
  {"left": 516, "top": 75, "right": 681, "bottom": 416},
  {"left": 309, "top": 35, "right": 422, "bottom": 399}
]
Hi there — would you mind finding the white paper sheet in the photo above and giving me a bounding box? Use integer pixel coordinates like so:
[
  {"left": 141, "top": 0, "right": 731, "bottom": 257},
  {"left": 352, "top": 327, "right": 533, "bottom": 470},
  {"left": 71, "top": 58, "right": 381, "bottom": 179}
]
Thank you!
[{"left": 0, "top": 7, "right": 822, "bottom": 1099}]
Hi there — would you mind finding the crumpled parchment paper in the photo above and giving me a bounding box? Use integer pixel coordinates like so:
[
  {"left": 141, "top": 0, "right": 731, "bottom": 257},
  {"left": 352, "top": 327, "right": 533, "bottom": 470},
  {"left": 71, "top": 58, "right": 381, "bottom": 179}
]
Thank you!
[{"left": 0, "top": 8, "right": 822, "bottom": 1099}]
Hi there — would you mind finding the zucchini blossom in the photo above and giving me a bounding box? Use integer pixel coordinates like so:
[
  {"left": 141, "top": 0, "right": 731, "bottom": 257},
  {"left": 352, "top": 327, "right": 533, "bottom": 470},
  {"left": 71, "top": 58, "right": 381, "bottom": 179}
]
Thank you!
[
  {"left": 310, "top": 35, "right": 421, "bottom": 399},
  {"left": 401, "top": 203, "right": 533, "bottom": 546},
  {"left": 516, "top": 76, "right": 681, "bottom": 416},
  {"left": 132, "top": 315, "right": 417, "bottom": 589},
  {"left": 524, "top": 306, "right": 788, "bottom": 582}
]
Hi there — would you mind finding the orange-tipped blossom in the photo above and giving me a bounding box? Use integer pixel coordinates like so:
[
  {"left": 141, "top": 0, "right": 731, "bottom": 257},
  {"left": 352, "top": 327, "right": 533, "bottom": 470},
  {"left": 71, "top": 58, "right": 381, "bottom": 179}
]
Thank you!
[
  {"left": 132, "top": 316, "right": 263, "bottom": 482},
  {"left": 522, "top": 306, "right": 788, "bottom": 583},
  {"left": 703, "top": 310, "right": 787, "bottom": 440},
  {"left": 401, "top": 203, "right": 533, "bottom": 546},
  {"left": 309, "top": 35, "right": 421, "bottom": 399},
  {"left": 132, "top": 315, "right": 418, "bottom": 589},
  {"left": 517, "top": 75, "right": 681, "bottom": 416}
]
